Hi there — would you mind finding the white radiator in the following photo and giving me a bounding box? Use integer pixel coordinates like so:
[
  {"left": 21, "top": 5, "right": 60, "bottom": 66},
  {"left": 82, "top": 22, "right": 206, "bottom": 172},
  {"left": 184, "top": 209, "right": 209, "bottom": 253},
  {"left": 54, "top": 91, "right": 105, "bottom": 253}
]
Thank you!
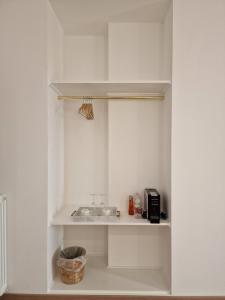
[{"left": 0, "top": 194, "right": 7, "bottom": 295}]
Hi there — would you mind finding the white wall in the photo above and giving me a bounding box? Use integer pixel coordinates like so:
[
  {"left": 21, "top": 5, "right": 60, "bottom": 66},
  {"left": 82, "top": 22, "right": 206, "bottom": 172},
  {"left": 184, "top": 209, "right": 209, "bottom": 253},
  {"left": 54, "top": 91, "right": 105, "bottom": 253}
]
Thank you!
[
  {"left": 63, "top": 36, "right": 107, "bottom": 80},
  {"left": 160, "top": 88, "right": 172, "bottom": 219},
  {"left": 0, "top": 0, "right": 48, "bottom": 293},
  {"left": 64, "top": 101, "right": 108, "bottom": 206},
  {"left": 107, "top": 20, "right": 171, "bottom": 213},
  {"left": 108, "top": 100, "right": 163, "bottom": 212},
  {"left": 108, "top": 23, "right": 163, "bottom": 80},
  {"left": 64, "top": 226, "right": 107, "bottom": 257},
  {"left": 47, "top": 1, "right": 64, "bottom": 289},
  {"left": 161, "top": 3, "right": 172, "bottom": 79},
  {"left": 172, "top": 0, "right": 225, "bottom": 295},
  {"left": 47, "top": 0, "right": 64, "bottom": 224},
  {"left": 108, "top": 226, "right": 169, "bottom": 269}
]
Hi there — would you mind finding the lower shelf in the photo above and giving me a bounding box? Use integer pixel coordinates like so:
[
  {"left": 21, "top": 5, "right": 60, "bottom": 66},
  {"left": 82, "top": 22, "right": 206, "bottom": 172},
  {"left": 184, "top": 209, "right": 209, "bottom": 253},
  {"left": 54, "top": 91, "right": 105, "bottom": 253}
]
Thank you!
[{"left": 49, "top": 256, "right": 170, "bottom": 296}]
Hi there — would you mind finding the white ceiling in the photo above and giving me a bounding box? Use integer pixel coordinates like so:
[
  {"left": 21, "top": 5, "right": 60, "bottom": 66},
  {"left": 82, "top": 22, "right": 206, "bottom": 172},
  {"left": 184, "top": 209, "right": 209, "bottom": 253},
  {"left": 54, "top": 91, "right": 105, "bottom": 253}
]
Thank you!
[{"left": 49, "top": 0, "right": 171, "bottom": 35}]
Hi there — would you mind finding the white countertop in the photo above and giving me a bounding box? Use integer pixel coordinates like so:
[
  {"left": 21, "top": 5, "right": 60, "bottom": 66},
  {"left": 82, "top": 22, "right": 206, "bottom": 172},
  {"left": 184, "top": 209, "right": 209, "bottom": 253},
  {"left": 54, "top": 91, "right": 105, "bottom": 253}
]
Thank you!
[{"left": 51, "top": 205, "right": 170, "bottom": 226}]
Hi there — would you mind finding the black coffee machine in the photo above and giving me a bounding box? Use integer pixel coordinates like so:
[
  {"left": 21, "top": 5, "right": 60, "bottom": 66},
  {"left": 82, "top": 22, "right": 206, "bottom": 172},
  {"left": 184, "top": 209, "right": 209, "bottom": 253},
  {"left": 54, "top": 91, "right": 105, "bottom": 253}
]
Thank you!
[{"left": 143, "top": 188, "right": 160, "bottom": 223}]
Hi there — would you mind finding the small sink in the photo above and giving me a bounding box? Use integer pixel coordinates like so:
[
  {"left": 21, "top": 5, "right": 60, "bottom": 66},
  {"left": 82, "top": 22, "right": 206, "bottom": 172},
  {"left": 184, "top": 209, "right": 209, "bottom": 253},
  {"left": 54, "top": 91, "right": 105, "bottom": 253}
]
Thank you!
[
  {"left": 71, "top": 206, "right": 118, "bottom": 222},
  {"left": 101, "top": 207, "right": 112, "bottom": 216},
  {"left": 80, "top": 208, "right": 91, "bottom": 216},
  {"left": 100, "top": 207, "right": 117, "bottom": 216}
]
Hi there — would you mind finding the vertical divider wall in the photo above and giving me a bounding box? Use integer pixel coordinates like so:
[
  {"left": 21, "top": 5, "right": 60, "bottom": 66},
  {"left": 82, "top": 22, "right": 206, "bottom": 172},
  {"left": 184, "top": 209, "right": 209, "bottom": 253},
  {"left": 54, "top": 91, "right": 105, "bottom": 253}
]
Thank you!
[
  {"left": 106, "top": 4, "right": 172, "bottom": 287},
  {"left": 47, "top": 1, "right": 64, "bottom": 289}
]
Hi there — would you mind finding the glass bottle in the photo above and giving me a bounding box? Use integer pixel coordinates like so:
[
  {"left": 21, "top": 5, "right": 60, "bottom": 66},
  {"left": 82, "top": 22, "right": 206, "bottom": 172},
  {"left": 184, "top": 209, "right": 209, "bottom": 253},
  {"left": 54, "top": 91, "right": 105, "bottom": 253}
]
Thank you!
[
  {"left": 128, "top": 195, "right": 134, "bottom": 215},
  {"left": 134, "top": 193, "right": 142, "bottom": 218}
]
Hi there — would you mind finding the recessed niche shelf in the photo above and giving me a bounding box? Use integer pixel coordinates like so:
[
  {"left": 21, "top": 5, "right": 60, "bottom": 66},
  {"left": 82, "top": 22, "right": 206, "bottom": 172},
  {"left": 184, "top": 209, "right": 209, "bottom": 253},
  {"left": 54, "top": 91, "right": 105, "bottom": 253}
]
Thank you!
[{"left": 47, "top": 0, "right": 173, "bottom": 295}]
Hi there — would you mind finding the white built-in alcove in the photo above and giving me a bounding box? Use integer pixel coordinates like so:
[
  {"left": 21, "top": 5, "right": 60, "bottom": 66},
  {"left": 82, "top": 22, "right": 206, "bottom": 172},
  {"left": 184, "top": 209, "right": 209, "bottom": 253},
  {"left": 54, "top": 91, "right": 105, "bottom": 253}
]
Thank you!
[{"left": 47, "top": 0, "right": 172, "bottom": 295}]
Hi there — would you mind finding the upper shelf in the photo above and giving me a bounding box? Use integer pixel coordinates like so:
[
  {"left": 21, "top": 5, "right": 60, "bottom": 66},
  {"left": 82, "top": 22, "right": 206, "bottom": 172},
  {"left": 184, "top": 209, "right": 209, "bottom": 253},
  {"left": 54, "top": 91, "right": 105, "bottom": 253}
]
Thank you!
[{"left": 49, "top": 80, "right": 171, "bottom": 97}]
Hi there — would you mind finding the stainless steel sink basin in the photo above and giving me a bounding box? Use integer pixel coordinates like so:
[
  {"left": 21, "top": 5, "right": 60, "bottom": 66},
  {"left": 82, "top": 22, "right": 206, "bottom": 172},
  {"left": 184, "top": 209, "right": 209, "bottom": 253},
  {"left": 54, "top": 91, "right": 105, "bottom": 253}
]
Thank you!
[{"left": 71, "top": 206, "right": 118, "bottom": 222}]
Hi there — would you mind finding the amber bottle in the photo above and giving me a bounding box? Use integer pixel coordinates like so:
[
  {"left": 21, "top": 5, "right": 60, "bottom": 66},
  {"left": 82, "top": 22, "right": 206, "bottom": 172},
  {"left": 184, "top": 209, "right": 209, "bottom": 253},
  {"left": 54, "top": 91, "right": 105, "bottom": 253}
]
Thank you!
[{"left": 128, "top": 195, "right": 134, "bottom": 215}]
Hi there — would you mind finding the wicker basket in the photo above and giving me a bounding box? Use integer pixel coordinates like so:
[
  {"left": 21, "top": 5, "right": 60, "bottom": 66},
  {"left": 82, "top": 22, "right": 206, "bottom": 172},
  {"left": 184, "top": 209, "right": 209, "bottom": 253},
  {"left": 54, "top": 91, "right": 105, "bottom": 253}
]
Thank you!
[{"left": 57, "top": 246, "right": 87, "bottom": 285}]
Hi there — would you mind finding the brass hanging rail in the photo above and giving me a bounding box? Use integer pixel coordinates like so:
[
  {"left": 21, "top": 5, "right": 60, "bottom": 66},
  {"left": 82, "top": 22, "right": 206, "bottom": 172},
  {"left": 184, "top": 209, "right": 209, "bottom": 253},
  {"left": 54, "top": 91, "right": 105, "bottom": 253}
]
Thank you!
[{"left": 58, "top": 95, "right": 164, "bottom": 101}]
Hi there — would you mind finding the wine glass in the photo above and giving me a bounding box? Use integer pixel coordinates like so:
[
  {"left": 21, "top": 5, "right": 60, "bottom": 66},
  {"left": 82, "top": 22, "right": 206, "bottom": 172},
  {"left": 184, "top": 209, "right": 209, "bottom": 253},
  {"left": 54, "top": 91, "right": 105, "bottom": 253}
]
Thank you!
[{"left": 90, "top": 194, "right": 97, "bottom": 207}]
